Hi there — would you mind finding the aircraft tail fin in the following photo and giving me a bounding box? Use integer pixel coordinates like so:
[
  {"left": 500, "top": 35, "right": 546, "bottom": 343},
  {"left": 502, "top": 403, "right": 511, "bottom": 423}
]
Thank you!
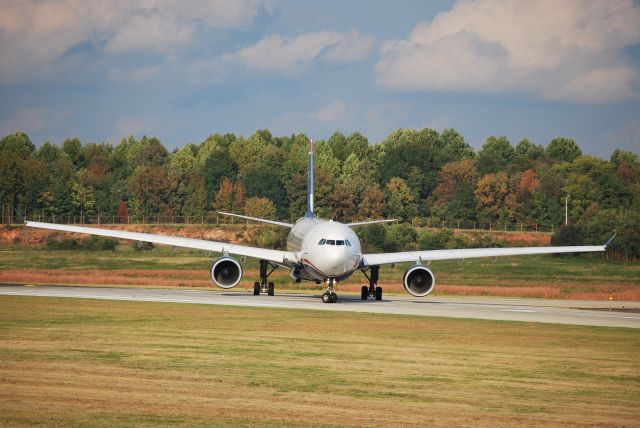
[
  {"left": 306, "top": 138, "right": 315, "bottom": 218},
  {"left": 217, "top": 212, "right": 293, "bottom": 228}
]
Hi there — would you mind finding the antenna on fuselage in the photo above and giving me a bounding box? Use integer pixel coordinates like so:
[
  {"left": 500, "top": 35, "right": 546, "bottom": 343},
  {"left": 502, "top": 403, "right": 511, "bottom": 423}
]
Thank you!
[{"left": 306, "top": 138, "right": 315, "bottom": 218}]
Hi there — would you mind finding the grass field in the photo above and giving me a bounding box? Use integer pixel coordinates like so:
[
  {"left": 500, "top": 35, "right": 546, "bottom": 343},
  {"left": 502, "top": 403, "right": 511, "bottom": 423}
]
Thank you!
[
  {"left": 1, "top": 248, "right": 639, "bottom": 300},
  {"left": 0, "top": 295, "right": 638, "bottom": 427}
]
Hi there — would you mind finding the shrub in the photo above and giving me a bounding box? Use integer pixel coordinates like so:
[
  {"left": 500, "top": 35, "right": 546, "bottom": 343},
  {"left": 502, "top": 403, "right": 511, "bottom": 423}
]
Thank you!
[
  {"left": 551, "top": 224, "right": 584, "bottom": 246},
  {"left": 46, "top": 236, "right": 118, "bottom": 251},
  {"left": 468, "top": 233, "right": 505, "bottom": 249},
  {"left": 550, "top": 225, "right": 584, "bottom": 257},
  {"left": 418, "top": 229, "right": 453, "bottom": 250},
  {"left": 46, "top": 237, "right": 80, "bottom": 250},
  {"left": 83, "top": 236, "right": 118, "bottom": 251},
  {"left": 358, "top": 224, "right": 386, "bottom": 252},
  {"left": 383, "top": 223, "right": 417, "bottom": 252},
  {"left": 250, "top": 227, "right": 287, "bottom": 249}
]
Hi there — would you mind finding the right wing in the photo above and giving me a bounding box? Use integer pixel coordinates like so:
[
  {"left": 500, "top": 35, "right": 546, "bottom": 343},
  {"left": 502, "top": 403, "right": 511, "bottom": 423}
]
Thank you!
[
  {"left": 361, "top": 244, "right": 608, "bottom": 267},
  {"left": 26, "top": 221, "right": 298, "bottom": 264}
]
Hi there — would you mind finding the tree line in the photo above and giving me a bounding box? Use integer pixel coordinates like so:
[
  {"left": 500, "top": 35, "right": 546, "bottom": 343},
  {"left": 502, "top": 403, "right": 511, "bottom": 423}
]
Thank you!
[{"left": 1, "top": 128, "right": 638, "bottom": 258}]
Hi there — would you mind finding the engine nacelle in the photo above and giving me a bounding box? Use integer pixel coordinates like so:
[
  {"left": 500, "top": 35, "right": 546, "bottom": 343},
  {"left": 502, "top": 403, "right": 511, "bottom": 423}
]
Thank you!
[
  {"left": 210, "top": 256, "right": 243, "bottom": 289},
  {"left": 403, "top": 265, "right": 436, "bottom": 297}
]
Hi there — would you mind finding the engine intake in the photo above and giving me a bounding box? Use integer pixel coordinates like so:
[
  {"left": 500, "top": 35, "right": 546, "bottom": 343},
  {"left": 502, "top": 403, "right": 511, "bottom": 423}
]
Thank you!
[
  {"left": 403, "top": 265, "right": 435, "bottom": 297},
  {"left": 211, "top": 256, "right": 243, "bottom": 288}
]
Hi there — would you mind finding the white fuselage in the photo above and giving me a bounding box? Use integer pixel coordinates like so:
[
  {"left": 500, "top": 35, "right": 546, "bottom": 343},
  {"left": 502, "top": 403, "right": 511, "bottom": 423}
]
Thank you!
[{"left": 287, "top": 217, "right": 362, "bottom": 282}]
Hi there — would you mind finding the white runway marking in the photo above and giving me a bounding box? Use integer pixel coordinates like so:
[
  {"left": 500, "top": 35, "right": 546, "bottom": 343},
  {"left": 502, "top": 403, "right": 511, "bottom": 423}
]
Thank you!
[{"left": 1, "top": 285, "right": 639, "bottom": 329}]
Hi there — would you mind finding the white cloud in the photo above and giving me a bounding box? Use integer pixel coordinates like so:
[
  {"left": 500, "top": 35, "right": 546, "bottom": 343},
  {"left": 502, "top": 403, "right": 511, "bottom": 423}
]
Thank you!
[
  {"left": 105, "top": 12, "right": 194, "bottom": 54},
  {"left": 310, "top": 99, "right": 350, "bottom": 122},
  {"left": 228, "top": 30, "right": 374, "bottom": 74},
  {"left": 375, "top": 0, "right": 640, "bottom": 104},
  {"left": 0, "top": 0, "right": 267, "bottom": 82},
  {"left": 320, "top": 30, "right": 375, "bottom": 64},
  {"left": 107, "top": 65, "right": 162, "bottom": 81}
]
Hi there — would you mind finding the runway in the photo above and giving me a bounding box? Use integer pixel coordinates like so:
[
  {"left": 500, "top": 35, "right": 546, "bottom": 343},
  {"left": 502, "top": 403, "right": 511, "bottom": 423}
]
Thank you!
[{"left": 1, "top": 284, "right": 639, "bottom": 328}]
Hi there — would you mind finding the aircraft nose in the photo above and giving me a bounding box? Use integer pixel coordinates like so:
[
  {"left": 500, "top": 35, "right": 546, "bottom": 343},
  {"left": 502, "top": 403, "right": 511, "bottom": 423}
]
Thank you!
[{"left": 318, "top": 247, "right": 351, "bottom": 276}]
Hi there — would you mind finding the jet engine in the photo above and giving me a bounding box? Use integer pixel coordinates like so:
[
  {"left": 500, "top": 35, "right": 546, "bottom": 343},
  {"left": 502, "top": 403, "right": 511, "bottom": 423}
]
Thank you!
[
  {"left": 403, "top": 265, "right": 435, "bottom": 297},
  {"left": 210, "top": 256, "right": 243, "bottom": 288}
]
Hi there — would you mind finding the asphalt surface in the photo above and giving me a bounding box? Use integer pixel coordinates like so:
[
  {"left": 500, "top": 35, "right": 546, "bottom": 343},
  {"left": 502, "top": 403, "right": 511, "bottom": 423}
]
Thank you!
[{"left": 1, "top": 284, "right": 639, "bottom": 328}]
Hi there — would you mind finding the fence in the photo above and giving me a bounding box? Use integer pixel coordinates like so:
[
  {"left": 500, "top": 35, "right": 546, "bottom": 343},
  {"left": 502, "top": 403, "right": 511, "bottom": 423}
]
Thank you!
[
  {"left": 410, "top": 218, "right": 556, "bottom": 233},
  {"left": 2, "top": 212, "right": 558, "bottom": 233}
]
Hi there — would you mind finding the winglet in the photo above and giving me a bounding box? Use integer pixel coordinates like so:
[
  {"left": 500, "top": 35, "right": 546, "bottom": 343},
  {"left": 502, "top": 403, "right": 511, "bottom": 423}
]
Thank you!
[{"left": 604, "top": 233, "right": 617, "bottom": 248}]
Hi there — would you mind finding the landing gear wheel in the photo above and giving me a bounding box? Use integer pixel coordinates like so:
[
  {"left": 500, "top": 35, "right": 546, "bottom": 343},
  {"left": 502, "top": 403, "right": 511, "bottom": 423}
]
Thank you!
[
  {"left": 362, "top": 265, "right": 381, "bottom": 301},
  {"left": 331, "top": 292, "right": 338, "bottom": 303},
  {"left": 322, "top": 291, "right": 332, "bottom": 303},
  {"left": 256, "top": 260, "right": 278, "bottom": 297},
  {"left": 361, "top": 286, "right": 368, "bottom": 300}
]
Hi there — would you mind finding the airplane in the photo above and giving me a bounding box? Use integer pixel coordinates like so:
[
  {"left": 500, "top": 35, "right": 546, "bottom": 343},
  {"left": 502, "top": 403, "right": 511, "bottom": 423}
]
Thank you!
[{"left": 25, "top": 139, "right": 614, "bottom": 304}]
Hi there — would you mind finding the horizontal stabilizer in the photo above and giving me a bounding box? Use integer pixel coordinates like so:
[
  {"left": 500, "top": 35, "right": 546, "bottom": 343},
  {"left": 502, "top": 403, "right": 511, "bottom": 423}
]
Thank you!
[
  {"left": 345, "top": 219, "right": 398, "bottom": 227},
  {"left": 217, "top": 211, "right": 293, "bottom": 228}
]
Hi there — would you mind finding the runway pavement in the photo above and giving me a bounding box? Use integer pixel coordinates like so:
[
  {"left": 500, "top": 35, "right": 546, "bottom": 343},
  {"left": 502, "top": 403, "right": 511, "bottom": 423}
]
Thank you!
[{"left": 1, "top": 284, "right": 639, "bottom": 328}]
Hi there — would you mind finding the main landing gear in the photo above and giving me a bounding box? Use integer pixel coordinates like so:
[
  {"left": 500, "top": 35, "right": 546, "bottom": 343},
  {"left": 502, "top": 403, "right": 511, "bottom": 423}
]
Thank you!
[
  {"left": 321, "top": 278, "right": 338, "bottom": 304},
  {"left": 361, "top": 265, "right": 382, "bottom": 301},
  {"left": 253, "top": 259, "right": 277, "bottom": 296}
]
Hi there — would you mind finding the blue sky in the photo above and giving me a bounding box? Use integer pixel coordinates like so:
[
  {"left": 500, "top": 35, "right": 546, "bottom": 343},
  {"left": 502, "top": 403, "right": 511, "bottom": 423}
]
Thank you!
[{"left": 0, "top": 0, "right": 639, "bottom": 157}]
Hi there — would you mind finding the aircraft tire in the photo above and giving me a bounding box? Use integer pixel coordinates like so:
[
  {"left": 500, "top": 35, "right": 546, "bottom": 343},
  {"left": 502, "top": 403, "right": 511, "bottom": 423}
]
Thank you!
[
  {"left": 253, "top": 282, "right": 260, "bottom": 295},
  {"left": 361, "top": 286, "right": 368, "bottom": 300},
  {"left": 331, "top": 292, "right": 338, "bottom": 303},
  {"left": 322, "top": 291, "right": 332, "bottom": 303},
  {"left": 268, "top": 282, "right": 275, "bottom": 296},
  {"left": 375, "top": 286, "right": 382, "bottom": 301}
]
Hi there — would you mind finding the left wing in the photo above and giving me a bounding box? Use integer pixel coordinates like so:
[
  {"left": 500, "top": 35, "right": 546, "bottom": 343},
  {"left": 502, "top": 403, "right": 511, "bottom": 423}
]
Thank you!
[
  {"left": 361, "top": 243, "right": 608, "bottom": 267},
  {"left": 26, "top": 221, "right": 298, "bottom": 265}
]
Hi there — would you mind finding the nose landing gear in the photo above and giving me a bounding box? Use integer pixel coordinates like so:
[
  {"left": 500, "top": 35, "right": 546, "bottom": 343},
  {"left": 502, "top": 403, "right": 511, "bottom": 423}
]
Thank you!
[{"left": 321, "top": 278, "right": 338, "bottom": 303}]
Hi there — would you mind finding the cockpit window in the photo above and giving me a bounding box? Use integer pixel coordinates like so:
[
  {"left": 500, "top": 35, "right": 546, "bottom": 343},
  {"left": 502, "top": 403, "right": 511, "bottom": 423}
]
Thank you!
[
  {"left": 345, "top": 240, "right": 351, "bottom": 246},
  {"left": 336, "top": 240, "right": 345, "bottom": 246},
  {"left": 326, "top": 239, "right": 335, "bottom": 245},
  {"left": 318, "top": 239, "right": 326, "bottom": 245}
]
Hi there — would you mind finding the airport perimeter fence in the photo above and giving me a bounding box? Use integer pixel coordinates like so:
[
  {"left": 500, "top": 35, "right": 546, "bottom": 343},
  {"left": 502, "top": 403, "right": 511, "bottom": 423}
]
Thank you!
[{"left": 4, "top": 212, "right": 558, "bottom": 234}]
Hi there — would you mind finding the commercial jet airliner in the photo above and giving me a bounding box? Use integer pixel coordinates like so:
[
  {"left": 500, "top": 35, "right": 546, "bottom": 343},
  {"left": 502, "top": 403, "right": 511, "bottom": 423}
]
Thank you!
[{"left": 26, "top": 140, "right": 614, "bottom": 303}]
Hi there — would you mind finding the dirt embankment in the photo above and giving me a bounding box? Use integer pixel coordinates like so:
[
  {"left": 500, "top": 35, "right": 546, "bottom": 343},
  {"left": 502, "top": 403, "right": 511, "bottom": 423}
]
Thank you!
[{"left": 0, "top": 224, "right": 249, "bottom": 247}]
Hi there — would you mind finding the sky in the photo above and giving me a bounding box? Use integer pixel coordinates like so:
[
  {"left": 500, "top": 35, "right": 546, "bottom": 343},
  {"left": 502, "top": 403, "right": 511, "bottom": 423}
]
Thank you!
[{"left": 0, "top": 0, "right": 639, "bottom": 158}]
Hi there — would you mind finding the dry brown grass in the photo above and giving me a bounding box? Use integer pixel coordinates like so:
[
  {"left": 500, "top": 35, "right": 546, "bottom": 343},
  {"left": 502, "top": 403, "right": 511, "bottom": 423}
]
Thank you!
[
  {"left": 3, "top": 268, "right": 639, "bottom": 301},
  {"left": 0, "top": 296, "right": 638, "bottom": 427}
]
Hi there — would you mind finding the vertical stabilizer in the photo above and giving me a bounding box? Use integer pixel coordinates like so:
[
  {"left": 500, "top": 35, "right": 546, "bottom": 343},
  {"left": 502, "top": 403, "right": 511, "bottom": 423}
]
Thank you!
[{"left": 306, "top": 138, "right": 315, "bottom": 218}]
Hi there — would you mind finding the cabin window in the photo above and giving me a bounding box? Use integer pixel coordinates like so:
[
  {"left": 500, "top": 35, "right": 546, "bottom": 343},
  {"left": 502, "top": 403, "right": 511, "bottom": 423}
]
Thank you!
[
  {"left": 326, "top": 239, "right": 335, "bottom": 245},
  {"left": 336, "top": 240, "right": 345, "bottom": 246},
  {"left": 318, "top": 239, "right": 326, "bottom": 245}
]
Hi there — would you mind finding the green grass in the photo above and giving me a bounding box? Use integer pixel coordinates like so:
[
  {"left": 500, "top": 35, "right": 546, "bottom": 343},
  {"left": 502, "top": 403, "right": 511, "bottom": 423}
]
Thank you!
[{"left": 0, "top": 296, "right": 638, "bottom": 426}]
